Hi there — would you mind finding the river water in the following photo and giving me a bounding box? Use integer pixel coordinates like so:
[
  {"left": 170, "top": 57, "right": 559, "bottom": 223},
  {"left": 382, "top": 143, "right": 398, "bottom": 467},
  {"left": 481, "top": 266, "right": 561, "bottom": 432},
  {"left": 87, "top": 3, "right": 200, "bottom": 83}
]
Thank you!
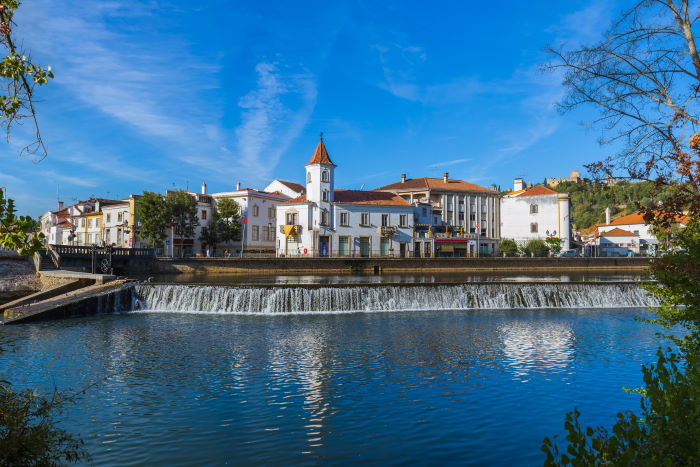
[{"left": 0, "top": 272, "right": 671, "bottom": 465}]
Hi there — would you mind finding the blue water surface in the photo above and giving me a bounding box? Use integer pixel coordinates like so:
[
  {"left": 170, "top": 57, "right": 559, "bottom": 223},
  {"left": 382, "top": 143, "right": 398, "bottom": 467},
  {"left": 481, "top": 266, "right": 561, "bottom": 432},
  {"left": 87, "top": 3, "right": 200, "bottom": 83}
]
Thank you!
[{"left": 0, "top": 308, "right": 672, "bottom": 466}]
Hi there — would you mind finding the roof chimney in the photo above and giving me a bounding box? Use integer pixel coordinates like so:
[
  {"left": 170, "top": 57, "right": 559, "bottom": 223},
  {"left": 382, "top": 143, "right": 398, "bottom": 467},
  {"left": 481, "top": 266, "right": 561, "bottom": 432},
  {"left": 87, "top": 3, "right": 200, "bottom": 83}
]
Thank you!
[
  {"left": 57, "top": 200, "right": 64, "bottom": 210},
  {"left": 401, "top": 173, "right": 406, "bottom": 183},
  {"left": 605, "top": 207, "right": 611, "bottom": 225},
  {"left": 514, "top": 178, "right": 524, "bottom": 191},
  {"left": 236, "top": 181, "right": 241, "bottom": 191},
  {"left": 201, "top": 182, "right": 207, "bottom": 195},
  {"left": 443, "top": 172, "right": 449, "bottom": 183}
]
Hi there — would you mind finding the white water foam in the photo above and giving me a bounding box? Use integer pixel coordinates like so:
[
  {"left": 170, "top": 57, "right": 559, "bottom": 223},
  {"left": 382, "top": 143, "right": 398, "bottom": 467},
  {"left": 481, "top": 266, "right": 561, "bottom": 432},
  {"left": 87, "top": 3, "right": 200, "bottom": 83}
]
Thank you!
[{"left": 132, "top": 283, "right": 657, "bottom": 315}]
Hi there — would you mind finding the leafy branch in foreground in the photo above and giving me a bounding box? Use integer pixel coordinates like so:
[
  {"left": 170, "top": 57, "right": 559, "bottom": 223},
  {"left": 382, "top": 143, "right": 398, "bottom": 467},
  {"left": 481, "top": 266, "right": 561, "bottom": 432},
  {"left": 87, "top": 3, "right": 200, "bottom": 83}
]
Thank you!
[
  {"left": 542, "top": 220, "right": 700, "bottom": 465},
  {"left": 0, "top": 0, "right": 54, "bottom": 159},
  {"left": 0, "top": 189, "right": 43, "bottom": 255},
  {"left": 0, "top": 381, "right": 90, "bottom": 466}
]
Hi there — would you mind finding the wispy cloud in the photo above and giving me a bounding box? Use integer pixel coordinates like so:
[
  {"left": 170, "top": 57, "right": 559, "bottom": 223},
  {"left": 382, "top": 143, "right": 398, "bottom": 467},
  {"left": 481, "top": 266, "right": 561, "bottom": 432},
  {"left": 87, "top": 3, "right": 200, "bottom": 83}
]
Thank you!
[
  {"left": 39, "top": 171, "right": 98, "bottom": 188},
  {"left": 234, "top": 62, "right": 317, "bottom": 181},
  {"left": 428, "top": 158, "right": 471, "bottom": 168}
]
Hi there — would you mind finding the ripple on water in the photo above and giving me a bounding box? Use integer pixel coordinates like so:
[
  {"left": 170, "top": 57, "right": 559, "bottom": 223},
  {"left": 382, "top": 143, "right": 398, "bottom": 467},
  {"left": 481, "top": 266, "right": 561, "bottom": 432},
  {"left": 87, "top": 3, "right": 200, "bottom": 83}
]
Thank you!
[{"left": 0, "top": 307, "right": 674, "bottom": 466}]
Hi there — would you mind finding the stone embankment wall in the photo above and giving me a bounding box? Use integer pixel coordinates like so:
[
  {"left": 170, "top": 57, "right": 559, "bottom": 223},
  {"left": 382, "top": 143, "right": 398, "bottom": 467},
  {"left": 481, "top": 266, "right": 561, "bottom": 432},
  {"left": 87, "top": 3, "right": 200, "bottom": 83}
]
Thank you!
[
  {"left": 0, "top": 256, "right": 38, "bottom": 302},
  {"left": 155, "top": 257, "right": 650, "bottom": 274}
]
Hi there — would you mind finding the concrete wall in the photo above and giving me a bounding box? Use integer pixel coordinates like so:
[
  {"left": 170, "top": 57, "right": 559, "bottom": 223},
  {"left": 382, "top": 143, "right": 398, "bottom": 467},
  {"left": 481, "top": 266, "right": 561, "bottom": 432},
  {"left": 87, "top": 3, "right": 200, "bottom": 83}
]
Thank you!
[{"left": 155, "top": 256, "right": 649, "bottom": 274}]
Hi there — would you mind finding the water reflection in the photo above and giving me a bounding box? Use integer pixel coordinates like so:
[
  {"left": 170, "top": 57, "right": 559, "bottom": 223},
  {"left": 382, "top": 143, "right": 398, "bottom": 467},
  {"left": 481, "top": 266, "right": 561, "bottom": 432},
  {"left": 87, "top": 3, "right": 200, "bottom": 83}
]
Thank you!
[
  {"left": 500, "top": 320, "right": 574, "bottom": 378},
  {"left": 0, "top": 308, "right": 671, "bottom": 466}
]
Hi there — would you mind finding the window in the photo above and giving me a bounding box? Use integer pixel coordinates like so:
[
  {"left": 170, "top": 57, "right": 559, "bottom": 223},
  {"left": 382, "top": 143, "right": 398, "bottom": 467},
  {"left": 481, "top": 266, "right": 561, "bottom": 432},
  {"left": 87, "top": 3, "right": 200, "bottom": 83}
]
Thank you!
[
  {"left": 530, "top": 222, "right": 538, "bottom": 233},
  {"left": 286, "top": 212, "right": 297, "bottom": 225},
  {"left": 252, "top": 225, "right": 259, "bottom": 241},
  {"left": 530, "top": 204, "right": 538, "bottom": 214},
  {"left": 106, "top": 229, "right": 111, "bottom": 242},
  {"left": 307, "top": 172, "right": 312, "bottom": 183},
  {"left": 321, "top": 210, "right": 329, "bottom": 226},
  {"left": 106, "top": 213, "right": 111, "bottom": 222},
  {"left": 322, "top": 189, "right": 329, "bottom": 202},
  {"left": 381, "top": 214, "right": 389, "bottom": 227},
  {"left": 340, "top": 212, "right": 349, "bottom": 226},
  {"left": 361, "top": 212, "right": 370, "bottom": 226},
  {"left": 470, "top": 213, "right": 476, "bottom": 221},
  {"left": 399, "top": 214, "right": 408, "bottom": 227},
  {"left": 201, "top": 210, "right": 207, "bottom": 220},
  {"left": 458, "top": 212, "right": 465, "bottom": 221},
  {"left": 422, "top": 207, "right": 427, "bottom": 216},
  {"left": 252, "top": 205, "right": 259, "bottom": 217},
  {"left": 268, "top": 207, "right": 275, "bottom": 219},
  {"left": 118, "top": 212, "right": 123, "bottom": 222},
  {"left": 321, "top": 169, "right": 329, "bottom": 182}
]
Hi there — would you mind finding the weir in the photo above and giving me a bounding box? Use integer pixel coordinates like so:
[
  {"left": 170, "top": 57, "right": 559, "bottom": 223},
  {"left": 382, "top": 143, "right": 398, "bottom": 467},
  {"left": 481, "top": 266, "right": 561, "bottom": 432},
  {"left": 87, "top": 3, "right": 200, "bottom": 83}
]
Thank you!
[{"left": 133, "top": 282, "right": 657, "bottom": 314}]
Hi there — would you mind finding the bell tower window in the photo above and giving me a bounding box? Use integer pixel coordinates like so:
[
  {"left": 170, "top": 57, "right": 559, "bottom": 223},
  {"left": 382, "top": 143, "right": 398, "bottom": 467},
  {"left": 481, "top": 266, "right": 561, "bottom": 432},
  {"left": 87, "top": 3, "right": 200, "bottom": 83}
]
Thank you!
[
  {"left": 322, "top": 189, "right": 329, "bottom": 202},
  {"left": 307, "top": 172, "right": 312, "bottom": 183},
  {"left": 321, "top": 169, "right": 329, "bottom": 183}
]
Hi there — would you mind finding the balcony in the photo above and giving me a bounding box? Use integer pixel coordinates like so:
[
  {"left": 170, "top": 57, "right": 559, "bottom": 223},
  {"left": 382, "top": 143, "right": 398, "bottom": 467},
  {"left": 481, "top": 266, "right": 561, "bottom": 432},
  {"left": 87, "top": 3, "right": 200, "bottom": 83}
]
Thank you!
[
  {"left": 279, "top": 225, "right": 302, "bottom": 237},
  {"left": 377, "top": 226, "right": 397, "bottom": 237}
]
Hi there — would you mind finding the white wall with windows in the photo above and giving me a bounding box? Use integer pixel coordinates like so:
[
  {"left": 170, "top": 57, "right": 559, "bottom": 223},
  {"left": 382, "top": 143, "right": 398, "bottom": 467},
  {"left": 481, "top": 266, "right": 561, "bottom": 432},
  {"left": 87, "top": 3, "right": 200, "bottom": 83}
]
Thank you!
[{"left": 500, "top": 192, "right": 571, "bottom": 250}]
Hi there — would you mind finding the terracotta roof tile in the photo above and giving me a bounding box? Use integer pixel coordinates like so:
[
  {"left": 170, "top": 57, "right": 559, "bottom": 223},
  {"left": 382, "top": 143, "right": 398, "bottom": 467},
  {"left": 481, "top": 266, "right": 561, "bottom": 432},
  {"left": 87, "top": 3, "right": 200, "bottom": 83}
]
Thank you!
[
  {"left": 601, "top": 227, "right": 638, "bottom": 237},
  {"left": 602, "top": 211, "right": 690, "bottom": 226},
  {"left": 305, "top": 137, "right": 336, "bottom": 167},
  {"left": 515, "top": 185, "right": 558, "bottom": 197},
  {"left": 376, "top": 177, "right": 496, "bottom": 193},
  {"left": 277, "top": 180, "right": 305, "bottom": 193}
]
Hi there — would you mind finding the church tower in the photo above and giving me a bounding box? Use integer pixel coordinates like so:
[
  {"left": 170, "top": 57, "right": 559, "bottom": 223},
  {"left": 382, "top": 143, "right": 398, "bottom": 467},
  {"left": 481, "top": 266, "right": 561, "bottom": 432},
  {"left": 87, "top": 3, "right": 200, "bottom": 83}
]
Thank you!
[{"left": 305, "top": 133, "right": 336, "bottom": 204}]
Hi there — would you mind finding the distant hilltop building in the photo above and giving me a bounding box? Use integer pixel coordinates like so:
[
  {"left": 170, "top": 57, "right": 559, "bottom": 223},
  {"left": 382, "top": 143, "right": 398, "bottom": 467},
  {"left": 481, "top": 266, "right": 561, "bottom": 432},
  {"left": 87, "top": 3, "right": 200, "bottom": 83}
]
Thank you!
[{"left": 546, "top": 170, "right": 581, "bottom": 187}]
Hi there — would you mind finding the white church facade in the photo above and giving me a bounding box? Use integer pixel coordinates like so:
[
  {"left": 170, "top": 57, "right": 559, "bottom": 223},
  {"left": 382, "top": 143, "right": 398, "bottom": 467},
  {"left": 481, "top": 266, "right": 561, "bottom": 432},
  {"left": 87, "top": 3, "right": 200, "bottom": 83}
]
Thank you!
[{"left": 275, "top": 136, "right": 415, "bottom": 257}]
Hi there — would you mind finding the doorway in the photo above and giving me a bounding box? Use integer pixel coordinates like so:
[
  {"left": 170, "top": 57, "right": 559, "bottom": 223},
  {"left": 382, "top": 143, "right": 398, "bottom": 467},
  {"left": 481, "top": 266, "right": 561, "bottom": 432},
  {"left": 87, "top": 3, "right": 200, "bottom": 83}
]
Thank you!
[{"left": 319, "top": 236, "right": 330, "bottom": 257}]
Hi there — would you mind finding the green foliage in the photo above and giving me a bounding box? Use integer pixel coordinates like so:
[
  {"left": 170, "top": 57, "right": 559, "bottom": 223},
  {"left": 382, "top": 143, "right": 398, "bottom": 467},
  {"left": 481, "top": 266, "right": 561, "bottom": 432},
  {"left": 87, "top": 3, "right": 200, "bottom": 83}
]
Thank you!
[
  {"left": 136, "top": 191, "right": 170, "bottom": 247},
  {"left": 199, "top": 222, "right": 219, "bottom": 251},
  {"left": 543, "top": 339, "right": 700, "bottom": 466},
  {"left": 642, "top": 221, "right": 700, "bottom": 337},
  {"left": 0, "top": 189, "right": 43, "bottom": 255},
  {"left": 554, "top": 180, "right": 662, "bottom": 230},
  {"left": 499, "top": 238, "right": 519, "bottom": 257},
  {"left": 0, "top": 381, "right": 89, "bottom": 465},
  {"left": 522, "top": 239, "right": 549, "bottom": 257},
  {"left": 543, "top": 218, "right": 700, "bottom": 465},
  {"left": 214, "top": 198, "right": 241, "bottom": 244},
  {"left": 0, "top": 0, "right": 54, "bottom": 158},
  {"left": 545, "top": 237, "right": 563, "bottom": 254},
  {"left": 166, "top": 190, "right": 198, "bottom": 240}
]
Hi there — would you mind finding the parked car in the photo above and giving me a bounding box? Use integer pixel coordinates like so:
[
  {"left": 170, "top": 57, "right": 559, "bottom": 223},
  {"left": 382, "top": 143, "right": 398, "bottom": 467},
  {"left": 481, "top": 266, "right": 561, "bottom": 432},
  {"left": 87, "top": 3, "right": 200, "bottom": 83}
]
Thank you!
[{"left": 557, "top": 249, "right": 580, "bottom": 257}]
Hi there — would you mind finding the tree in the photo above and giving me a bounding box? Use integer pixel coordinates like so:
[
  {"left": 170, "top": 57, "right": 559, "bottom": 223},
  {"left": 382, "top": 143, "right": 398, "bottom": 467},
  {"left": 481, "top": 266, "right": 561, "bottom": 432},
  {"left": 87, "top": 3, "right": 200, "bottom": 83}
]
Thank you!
[
  {"left": 135, "top": 192, "right": 170, "bottom": 247},
  {"left": 543, "top": 220, "right": 700, "bottom": 465},
  {"left": 0, "top": 0, "right": 54, "bottom": 159},
  {"left": 0, "top": 189, "right": 43, "bottom": 255},
  {"left": 166, "top": 190, "right": 198, "bottom": 256},
  {"left": 214, "top": 198, "right": 241, "bottom": 245},
  {"left": 1, "top": 382, "right": 90, "bottom": 465},
  {"left": 498, "top": 238, "right": 519, "bottom": 257},
  {"left": 545, "top": 0, "right": 700, "bottom": 222},
  {"left": 545, "top": 237, "right": 563, "bottom": 254},
  {"left": 522, "top": 239, "right": 549, "bottom": 257}
]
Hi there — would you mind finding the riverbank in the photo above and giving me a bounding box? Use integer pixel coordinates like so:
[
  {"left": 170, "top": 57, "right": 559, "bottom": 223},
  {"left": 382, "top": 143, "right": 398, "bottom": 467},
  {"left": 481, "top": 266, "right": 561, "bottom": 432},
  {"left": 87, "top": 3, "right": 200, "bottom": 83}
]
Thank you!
[{"left": 155, "top": 256, "right": 650, "bottom": 274}]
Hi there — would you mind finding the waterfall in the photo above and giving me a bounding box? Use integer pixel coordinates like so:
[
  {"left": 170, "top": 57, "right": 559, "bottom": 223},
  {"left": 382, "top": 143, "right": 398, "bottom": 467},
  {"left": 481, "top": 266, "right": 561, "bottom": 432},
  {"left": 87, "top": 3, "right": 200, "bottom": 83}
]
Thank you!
[{"left": 132, "top": 283, "right": 657, "bottom": 314}]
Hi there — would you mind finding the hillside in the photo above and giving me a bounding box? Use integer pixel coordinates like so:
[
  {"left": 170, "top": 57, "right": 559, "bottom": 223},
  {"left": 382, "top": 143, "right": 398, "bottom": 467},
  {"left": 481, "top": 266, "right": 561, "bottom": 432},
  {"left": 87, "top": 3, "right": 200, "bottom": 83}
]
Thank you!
[{"left": 552, "top": 181, "right": 658, "bottom": 231}]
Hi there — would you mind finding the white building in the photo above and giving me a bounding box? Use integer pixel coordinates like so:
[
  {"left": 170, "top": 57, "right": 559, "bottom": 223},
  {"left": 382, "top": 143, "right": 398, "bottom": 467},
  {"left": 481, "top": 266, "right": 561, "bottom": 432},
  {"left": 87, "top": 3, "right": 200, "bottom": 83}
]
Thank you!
[
  {"left": 264, "top": 179, "right": 305, "bottom": 199},
  {"left": 212, "top": 185, "right": 289, "bottom": 255},
  {"left": 102, "top": 202, "right": 131, "bottom": 247},
  {"left": 500, "top": 182, "right": 571, "bottom": 251},
  {"left": 276, "top": 136, "right": 415, "bottom": 257},
  {"left": 594, "top": 211, "right": 689, "bottom": 256},
  {"left": 376, "top": 173, "right": 501, "bottom": 256},
  {"left": 596, "top": 227, "right": 640, "bottom": 257}
]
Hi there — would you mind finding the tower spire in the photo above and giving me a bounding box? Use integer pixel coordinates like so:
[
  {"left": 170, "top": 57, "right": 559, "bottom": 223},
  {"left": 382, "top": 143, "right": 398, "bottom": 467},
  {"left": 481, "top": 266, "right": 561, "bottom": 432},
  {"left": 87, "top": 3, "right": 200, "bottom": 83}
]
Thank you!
[{"left": 305, "top": 133, "right": 336, "bottom": 167}]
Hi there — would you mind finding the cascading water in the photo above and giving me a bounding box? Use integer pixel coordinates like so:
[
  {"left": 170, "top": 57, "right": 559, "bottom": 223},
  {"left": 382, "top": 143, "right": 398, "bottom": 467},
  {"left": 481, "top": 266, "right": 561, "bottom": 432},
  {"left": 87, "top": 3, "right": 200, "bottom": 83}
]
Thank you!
[{"left": 132, "top": 282, "right": 657, "bottom": 314}]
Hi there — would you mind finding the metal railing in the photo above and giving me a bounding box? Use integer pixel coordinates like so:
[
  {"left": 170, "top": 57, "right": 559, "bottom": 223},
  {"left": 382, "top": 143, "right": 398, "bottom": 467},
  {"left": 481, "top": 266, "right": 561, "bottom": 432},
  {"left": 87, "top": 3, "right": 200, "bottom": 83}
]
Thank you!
[{"left": 49, "top": 244, "right": 155, "bottom": 257}]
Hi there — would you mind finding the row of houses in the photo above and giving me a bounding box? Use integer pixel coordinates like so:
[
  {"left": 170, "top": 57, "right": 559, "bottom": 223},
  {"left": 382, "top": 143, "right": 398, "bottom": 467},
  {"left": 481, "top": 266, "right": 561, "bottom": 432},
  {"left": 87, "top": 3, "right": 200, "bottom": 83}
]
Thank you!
[{"left": 41, "top": 136, "right": 572, "bottom": 257}]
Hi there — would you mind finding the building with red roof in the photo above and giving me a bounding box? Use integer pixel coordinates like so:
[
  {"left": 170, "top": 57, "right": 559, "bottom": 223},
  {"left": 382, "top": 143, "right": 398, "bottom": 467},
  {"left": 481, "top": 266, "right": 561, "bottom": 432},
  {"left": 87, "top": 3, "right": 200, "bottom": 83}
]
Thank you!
[{"left": 500, "top": 179, "right": 572, "bottom": 252}]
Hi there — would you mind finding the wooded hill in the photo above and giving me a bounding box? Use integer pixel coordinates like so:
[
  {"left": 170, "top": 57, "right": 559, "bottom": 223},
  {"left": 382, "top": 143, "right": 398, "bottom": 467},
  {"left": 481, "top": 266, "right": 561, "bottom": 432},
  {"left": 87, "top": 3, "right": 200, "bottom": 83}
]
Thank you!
[{"left": 551, "top": 180, "right": 659, "bottom": 231}]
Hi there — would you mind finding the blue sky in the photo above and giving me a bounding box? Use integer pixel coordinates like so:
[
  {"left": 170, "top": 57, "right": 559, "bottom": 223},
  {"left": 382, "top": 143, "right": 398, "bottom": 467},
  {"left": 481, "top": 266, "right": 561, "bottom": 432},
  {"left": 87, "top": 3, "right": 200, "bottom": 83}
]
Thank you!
[{"left": 2, "top": 0, "right": 619, "bottom": 216}]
